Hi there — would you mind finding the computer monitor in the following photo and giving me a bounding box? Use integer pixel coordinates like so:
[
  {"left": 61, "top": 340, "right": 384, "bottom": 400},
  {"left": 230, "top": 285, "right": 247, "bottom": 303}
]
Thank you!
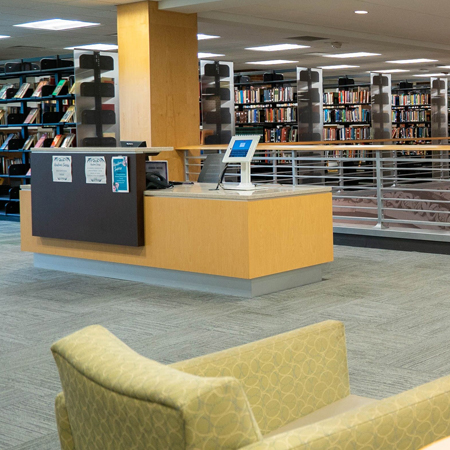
[
  {"left": 222, "top": 136, "right": 260, "bottom": 163},
  {"left": 120, "top": 140, "right": 147, "bottom": 148}
]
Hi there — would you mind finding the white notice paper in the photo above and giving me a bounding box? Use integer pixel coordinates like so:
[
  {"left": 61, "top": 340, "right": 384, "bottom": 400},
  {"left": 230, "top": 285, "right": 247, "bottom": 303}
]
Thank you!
[
  {"left": 85, "top": 156, "right": 107, "bottom": 184},
  {"left": 52, "top": 155, "right": 72, "bottom": 182}
]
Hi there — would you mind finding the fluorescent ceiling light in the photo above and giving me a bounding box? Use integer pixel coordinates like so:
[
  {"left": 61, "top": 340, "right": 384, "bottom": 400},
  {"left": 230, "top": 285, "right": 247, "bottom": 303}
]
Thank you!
[
  {"left": 65, "top": 43, "right": 118, "bottom": 51},
  {"left": 197, "top": 34, "right": 220, "bottom": 40},
  {"left": 246, "top": 60, "right": 298, "bottom": 65},
  {"left": 355, "top": 10, "right": 368, "bottom": 14},
  {"left": 245, "top": 43, "right": 310, "bottom": 51},
  {"left": 438, "top": 65, "right": 450, "bottom": 68},
  {"left": 413, "top": 73, "right": 449, "bottom": 77},
  {"left": 385, "top": 58, "right": 438, "bottom": 64},
  {"left": 198, "top": 52, "right": 224, "bottom": 58},
  {"left": 0, "top": 35, "right": 10, "bottom": 39},
  {"left": 322, "top": 52, "right": 380, "bottom": 58},
  {"left": 367, "top": 69, "right": 410, "bottom": 73},
  {"left": 15, "top": 18, "right": 99, "bottom": 31},
  {"left": 318, "top": 65, "right": 360, "bottom": 70}
]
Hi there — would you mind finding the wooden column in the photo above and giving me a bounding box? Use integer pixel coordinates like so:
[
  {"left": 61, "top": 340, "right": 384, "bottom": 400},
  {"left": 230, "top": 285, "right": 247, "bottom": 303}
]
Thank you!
[{"left": 117, "top": 1, "right": 200, "bottom": 180}]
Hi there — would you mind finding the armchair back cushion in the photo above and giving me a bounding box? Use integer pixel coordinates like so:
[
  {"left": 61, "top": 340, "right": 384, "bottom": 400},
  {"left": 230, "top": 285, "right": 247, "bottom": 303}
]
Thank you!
[
  {"left": 51, "top": 325, "right": 261, "bottom": 450},
  {"left": 172, "top": 320, "right": 350, "bottom": 435}
]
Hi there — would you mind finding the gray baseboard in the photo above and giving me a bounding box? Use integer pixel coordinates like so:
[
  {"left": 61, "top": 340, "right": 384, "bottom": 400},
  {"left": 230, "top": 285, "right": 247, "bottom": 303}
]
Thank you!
[{"left": 34, "top": 254, "right": 324, "bottom": 298}]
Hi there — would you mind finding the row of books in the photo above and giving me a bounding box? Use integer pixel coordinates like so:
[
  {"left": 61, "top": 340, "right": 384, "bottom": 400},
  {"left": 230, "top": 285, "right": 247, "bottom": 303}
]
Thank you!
[
  {"left": 392, "top": 125, "right": 431, "bottom": 139},
  {"left": 263, "top": 126, "right": 298, "bottom": 143},
  {"left": 0, "top": 157, "right": 22, "bottom": 175},
  {"left": 324, "top": 107, "right": 371, "bottom": 123},
  {"left": 236, "top": 107, "right": 297, "bottom": 124},
  {"left": 323, "top": 126, "right": 370, "bottom": 141},
  {"left": 0, "top": 78, "right": 73, "bottom": 100},
  {"left": 323, "top": 89, "right": 370, "bottom": 105},
  {"left": 0, "top": 132, "right": 75, "bottom": 150},
  {"left": 326, "top": 149, "right": 368, "bottom": 159},
  {"left": 392, "top": 94, "right": 430, "bottom": 106},
  {"left": 235, "top": 87, "right": 295, "bottom": 104},
  {"left": 392, "top": 110, "right": 431, "bottom": 123},
  {"left": 0, "top": 105, "right": 75, "bottom": 125}
]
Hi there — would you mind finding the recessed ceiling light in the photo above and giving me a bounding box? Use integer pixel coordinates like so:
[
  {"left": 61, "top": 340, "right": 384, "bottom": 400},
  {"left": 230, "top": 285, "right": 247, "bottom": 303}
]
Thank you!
[
  {"left": 322, "top": 52, "right": 381, "bottom": 58},
  {"left": 245, "top": 43, "right": 310, "bottom": 51},
  {"left": 15, "top": 18, "right": 100, "bottom": 31},
  {"left": 0, "top": 35, "right": 10, "bottom": 39},
  {"left": 198, "top": 52, "right": 224, "bottom": 58},
  {"left": 385, "top": 58, "right": 438, "bottom": 64},
  {"left": 318, "top": 65, "right": 360, "bottom": 70},
  {"left": 245, "top": 60, "right": 299, "bottom": 65},
  {"left": 413, "top": 73, "right": 449, "bottom": 77},
  {"left": 355, "top": 10, "right": 369, "bottom": 14},
  {"left": 367, "top": 69, "right": 410, "bottom": 73},
  {"left": 65, "top": 43, "right": 118, "bottom": 51},
  {"left": 197, "top": 34, "right": 220, "bottom": 40}
]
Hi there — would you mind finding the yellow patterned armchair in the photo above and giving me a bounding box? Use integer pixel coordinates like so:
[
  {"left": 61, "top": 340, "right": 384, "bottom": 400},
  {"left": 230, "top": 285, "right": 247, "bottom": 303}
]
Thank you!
[{"left": 51, "top": 320, "right": 450, "bottom": 450}]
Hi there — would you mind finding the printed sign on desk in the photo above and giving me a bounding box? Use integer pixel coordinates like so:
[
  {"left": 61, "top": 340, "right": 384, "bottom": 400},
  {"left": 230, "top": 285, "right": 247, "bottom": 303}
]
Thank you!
[
  {"left": 111, "top": 156, "right": 129, "bottom": 193},
  {"left": 85, "top": 156, "right": 107, "bottom": 184},
  {"left": 52, "top": 155, "right": 72, "bottom": 182}
]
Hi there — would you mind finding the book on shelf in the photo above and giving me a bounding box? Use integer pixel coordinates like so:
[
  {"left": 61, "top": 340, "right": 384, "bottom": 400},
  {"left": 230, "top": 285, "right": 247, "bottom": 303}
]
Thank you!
[
  {"left": 50, "top": 134, "right": 64, "bottom": 148},
  {"left": 14, "top": 83, "right": 31, "bottom": 99},
  {"left": 52, "top": 79, "right": 67, "bottom": 96},
  {"left": 26, "top": 168, "right": 31, "bottom": 176},
  {"left": 0, "top": 133, "right": 17, "bottom": 150},
  {"left": 23, "top": 135, "right": 36, "bottom": 150},
  {"left": 0, "top": 156, "right": 22, "bottom": 175},
  {"left": 0, "top": 84, "right": 14, "bottom": 100},
  {"left": 31, "top": 80, "right": 49, "bottom": 98},
  {"left": 60, "top": 106, "right": 75, "bottom": 123},
  {"left": 0, "top": 109, "right": 5, "bottom": 124},
  {"left": 34, "top": 133, "right": 48, "bottom": 148},
  {"left": 23, "top": 108, "right": 39, "bottom": 124},
  {"left": 60, "top": 134, "right": 75, "bottom": 148},
  {"left": 68, "top": 82, "right": 76, "bottom": 95}
]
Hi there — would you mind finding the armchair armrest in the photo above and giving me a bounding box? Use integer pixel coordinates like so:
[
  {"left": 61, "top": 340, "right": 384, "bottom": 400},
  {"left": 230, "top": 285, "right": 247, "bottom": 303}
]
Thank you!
[
  {"left": 55, "top": 392, "right": 75, "bottom": 450},
  {"left": 241, "top": 373, "right": 450, "bottom": 450},
  {"left": 172, "top": 320, "right": 350, "bottom": 435}
]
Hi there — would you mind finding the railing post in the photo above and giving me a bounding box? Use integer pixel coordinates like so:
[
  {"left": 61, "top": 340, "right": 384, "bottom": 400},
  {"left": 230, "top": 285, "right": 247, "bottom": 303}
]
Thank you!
[
  {"left": 374, "top": 149, "right": 386, "bottom": 229},
  {"left": 337, "top": 150, "right": 344, "bottom": 192},
  {"left": 184, "top": 150, "right": 189, "bottom": 181},
  {"left": 291, "top": 151, "right": 297, "bottom": 185}
]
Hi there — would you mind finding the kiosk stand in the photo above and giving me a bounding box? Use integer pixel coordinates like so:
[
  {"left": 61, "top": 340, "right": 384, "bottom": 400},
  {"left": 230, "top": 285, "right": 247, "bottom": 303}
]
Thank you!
[{"left": 222, "top": 135, "right": 260, "bottom": 191}]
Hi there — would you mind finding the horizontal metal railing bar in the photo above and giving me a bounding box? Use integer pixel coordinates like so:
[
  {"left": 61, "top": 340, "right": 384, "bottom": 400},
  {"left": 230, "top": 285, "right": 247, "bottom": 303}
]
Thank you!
[
  {"left": 380, "top": 187, "right": 450, "bottom": 193},
  {"left": 333, "top": 195, "right": 378, "bottom": 200},
  {"left": 332, "top": 205, "right": 378, "bottom": 210},
  {"left": 382, "top": 207, "right": 450, "bottom": 214},
  {"left": 381, "top": 177, "right": 446, "bottom": 183},
  {"left": 381, "top": 197, "right": 450, "bottom": 204},
  {"left": 382, "top": 218, "right": 450, "bottom": 226},
  {"left": 333, "top": 216, "right": 378, "bottom": 222}
]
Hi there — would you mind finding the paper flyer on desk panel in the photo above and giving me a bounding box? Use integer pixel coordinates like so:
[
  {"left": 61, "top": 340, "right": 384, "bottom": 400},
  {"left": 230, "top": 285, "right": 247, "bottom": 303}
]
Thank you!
[
  {"left": 111, "top": 156, "right": 129, "bottom": 193},
  {"left": 85, "top": 156, "right": 107, "bottom": 184},
  {"left": 52, "top": 155, "right": 72, "bottom": 183}
]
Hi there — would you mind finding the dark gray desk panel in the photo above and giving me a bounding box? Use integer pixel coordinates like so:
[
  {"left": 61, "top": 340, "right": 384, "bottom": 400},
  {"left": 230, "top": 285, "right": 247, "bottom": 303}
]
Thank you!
[{"left": 31, "top": 152, "right": 146, "bottom": 246}]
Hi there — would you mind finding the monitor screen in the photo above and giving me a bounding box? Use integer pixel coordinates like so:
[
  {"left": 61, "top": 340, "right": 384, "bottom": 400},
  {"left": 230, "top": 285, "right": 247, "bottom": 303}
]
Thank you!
[
  {"left": 120, "top": 141, "right": 147, "bottom": 148},
  {"left": 229, "top": 140, "right": 253, "bottom": 158}
]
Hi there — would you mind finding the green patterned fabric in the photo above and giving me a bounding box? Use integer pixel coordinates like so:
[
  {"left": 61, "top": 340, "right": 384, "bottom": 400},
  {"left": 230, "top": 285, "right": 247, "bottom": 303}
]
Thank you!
[
  {"left": 172, "top": 320, "right": 350, "bottom": 435},
  {"left": 240, "top": 373, "right": 450, "bottom": 449},
  {"left": 51, "top": 325, "right": 261, "bottom": 450},
  {"left": 55, "top": 392, "right": 75, "bottom": 450}
]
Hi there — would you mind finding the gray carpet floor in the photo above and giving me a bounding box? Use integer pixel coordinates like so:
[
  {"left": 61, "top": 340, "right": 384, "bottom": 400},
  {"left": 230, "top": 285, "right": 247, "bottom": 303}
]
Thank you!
[{"left": 1, "top": 221, "right": 450, "bottom": 449}]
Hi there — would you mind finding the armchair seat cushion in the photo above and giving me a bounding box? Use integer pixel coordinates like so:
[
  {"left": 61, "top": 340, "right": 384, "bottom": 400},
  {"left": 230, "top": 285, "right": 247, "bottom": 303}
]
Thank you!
[{"left": 265, "top": 395, "right": 377, "bottom": 437}]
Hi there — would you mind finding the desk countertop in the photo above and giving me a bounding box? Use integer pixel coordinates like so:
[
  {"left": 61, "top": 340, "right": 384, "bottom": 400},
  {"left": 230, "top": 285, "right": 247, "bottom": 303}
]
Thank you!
[{"left": 144, "top": 183, "right": 330, "bottom": 201}]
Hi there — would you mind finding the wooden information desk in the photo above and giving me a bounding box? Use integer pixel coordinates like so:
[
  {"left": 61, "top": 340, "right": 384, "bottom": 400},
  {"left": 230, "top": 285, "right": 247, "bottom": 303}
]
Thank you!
[{"left": 21, "top": 183, "right": 333, "bottom": 297}]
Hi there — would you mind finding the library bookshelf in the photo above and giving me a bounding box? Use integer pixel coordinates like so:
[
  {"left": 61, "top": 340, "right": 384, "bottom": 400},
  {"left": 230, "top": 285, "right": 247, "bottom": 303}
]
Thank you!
[{"left": 0, "top": 58, "right": 75, "bottom": 221}]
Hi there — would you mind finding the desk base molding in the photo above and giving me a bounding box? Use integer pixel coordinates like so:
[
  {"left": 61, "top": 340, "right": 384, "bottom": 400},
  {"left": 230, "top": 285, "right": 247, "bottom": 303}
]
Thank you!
[{"left": 34, "top": 254, "right": 324, "bottom": 298}]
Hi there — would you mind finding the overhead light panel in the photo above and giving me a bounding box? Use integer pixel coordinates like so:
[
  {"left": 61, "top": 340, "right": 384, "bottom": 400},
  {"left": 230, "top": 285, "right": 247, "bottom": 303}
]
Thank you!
[
  {"left": 198, "top": 52, "right": 224, "bottom": 58},
  {"left": 246, "top": 43, "right": 310, "bottom": 51},
  {"left": 438, "top": 65, "right": 450, "bottom": 68},
  {"left": 0, "top": 35, "right": 10, "bottom": 39},
  {"left": 318, "top": 65, "right": 360, "bottom": 70},
  {"left": 246, "top": 60, "right": 299, "bottom": 65},
  {"left": 367, "top": 69, "right": 410, "bottom": 73},
  {"left": 322, "top": 52, "right": 380, "bottom": 58},
  {"left": 355, "top": 10, "right": 368, "bottom": 14},
  {"left": 15, "top": 18, "right": 100, "bottom": 31},
  {"left": 65, "top": 43, "right": 118, "bottom": 51},
  {"left": 197, "top": 34, "right": 220, "bottom": 40},
  {"left": 385, "top": 58, "right": 438, "bottom": 64}
]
